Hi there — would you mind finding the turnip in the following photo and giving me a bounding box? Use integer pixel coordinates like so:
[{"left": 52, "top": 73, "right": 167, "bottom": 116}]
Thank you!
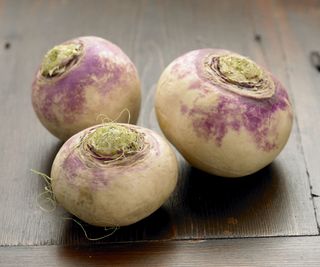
[
  {"left": 50, "top": 123, "right": 178, "bottom": 226},
  {"left": 155, "top": 49, "right": 293, "bottom": 177},
  {"left": 32, "top": 36, "right": 141, "bottom": 140}
]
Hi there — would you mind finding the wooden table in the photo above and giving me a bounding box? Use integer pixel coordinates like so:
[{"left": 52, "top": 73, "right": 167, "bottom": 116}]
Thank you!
[{"left": 1, "top": 0, "right": 320, "bottom": 266}]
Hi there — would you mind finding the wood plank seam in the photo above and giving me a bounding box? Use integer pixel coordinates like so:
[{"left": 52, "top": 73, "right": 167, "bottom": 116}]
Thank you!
[{"left": 2, "top": 232, "right": 320, "bottom": 248}]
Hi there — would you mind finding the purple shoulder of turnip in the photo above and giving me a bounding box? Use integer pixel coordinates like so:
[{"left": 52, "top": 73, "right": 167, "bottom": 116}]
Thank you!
[{"left": 32, "top": 36, "right": 141, "bottom": 141}]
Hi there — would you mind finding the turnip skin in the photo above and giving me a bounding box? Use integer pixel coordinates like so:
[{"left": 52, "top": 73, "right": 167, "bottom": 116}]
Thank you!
[
  {"left": 155, "top": 49, "right": 293, "bottom": 177},
  {"left": 32, "top": 36, "right": 141, "bottom": 141},
  {"left": 51, "top": 124, "right": 178, "bottom": 227}
]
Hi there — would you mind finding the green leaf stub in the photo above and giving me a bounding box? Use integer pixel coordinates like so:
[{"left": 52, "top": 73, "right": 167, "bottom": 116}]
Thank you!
[{"left": 40, "top": 42, "right": 83, "bottom": 78}]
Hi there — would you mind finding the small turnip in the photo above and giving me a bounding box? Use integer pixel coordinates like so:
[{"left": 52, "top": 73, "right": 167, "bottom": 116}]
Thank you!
[
  {"left": 32, "top": 36, "right": 141, "bottom": 140},
  {"left": 155, "top": 49, "right": 293, "bottom": 177},
  {"left": 51, "top": 123, "right": 178, "bottom": 227}
]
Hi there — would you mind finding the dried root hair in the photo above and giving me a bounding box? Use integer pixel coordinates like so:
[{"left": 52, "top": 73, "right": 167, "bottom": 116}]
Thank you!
[
  {"left": 31, "top": 169, "right": 56, "bottom": 212},
  {"left": 96, "top": 108, "right": 131, "bottom": 125},
  {"left": 31, "top": 170, "right": 119, "bottom": 240},
  {"left": 63, "top": 217, "right": 119, "bottom": 241}
]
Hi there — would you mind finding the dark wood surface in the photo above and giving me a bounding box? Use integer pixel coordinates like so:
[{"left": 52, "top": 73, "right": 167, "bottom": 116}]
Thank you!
[
  {"left": 1, "top": 236, "right": 320, "bottom": 267},
  {"left": 0, "top": 0, "right": 319, "bottom": 265}
]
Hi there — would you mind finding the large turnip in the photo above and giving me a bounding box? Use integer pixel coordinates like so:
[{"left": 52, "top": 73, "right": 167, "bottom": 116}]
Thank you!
[
  {"left": 155, "top": 49, "right": 293, "bottom": 177},
  {"left": 51, "top": 123, "right": 178, "bottom": 226}
]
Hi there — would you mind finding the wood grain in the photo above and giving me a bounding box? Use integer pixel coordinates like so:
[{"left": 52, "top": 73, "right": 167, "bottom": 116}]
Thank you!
[
  {"left": 1, "top": 236, "right": 320, "bottom": 267},
  {"left": 274, "top": 0, "right": 320, "bottom": 224},
  {"left": 0, "top": 0, "right": 319, "bottom": 251},
  {"left": 250, "top": 0, "right": 320, "bottom": 229}
]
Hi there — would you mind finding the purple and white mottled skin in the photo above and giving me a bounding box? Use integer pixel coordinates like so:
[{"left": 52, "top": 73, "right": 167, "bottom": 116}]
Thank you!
[
  {"left": 51, "top": 124, "right": 178, "bottom": 227},
  {"left": 155, "top": 49, "right": 293, "bottom": 177},
  {"left": 32, "top": 36, "right": 141, "bottom": 141}
]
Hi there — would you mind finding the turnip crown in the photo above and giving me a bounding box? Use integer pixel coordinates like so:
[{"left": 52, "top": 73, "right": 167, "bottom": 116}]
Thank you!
[
  {"left": 84, "top": 124, "right": 144, "bottom": 160},
  {"left": 40, "top": 42, "right": 83, "bottom": 78},
  {"left": 217, "top": 55, "right": 263, "bottom": 85},
  {"left": 205, "top": 52, "right": 275, "bottom": 99}
]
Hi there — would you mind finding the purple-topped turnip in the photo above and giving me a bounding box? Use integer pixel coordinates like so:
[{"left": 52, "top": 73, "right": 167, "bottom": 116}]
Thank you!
[
  {"left": 32, "top": 36, "right": 141, "bottom": 140},
  {"left": 155, "top": 49, "right": 293, "bottom": 177},
  {"left": 51, "top": 123, "right": 178, "bottom": 226}
]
